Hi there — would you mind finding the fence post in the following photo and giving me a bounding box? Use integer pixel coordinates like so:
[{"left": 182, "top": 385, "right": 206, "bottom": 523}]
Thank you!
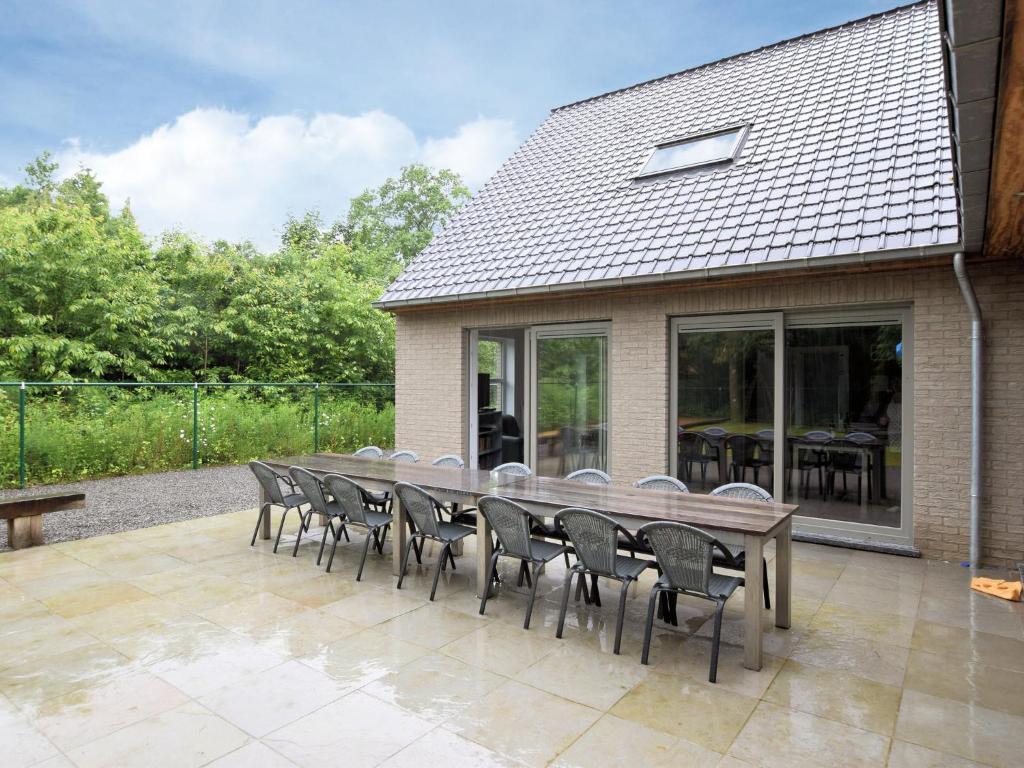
[
  {"left": 313, "top": 383, "right": 320, "bottom": 453},
  {"left": 192, "top": 383, "right": 199, "bottom": 470},
  {"left": 18, "top": 382, "right": 26, "bottom": 488}
]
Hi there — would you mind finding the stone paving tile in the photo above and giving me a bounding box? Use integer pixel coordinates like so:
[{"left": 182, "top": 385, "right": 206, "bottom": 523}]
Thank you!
[{"left": 0, "top": 508, "right": 1018, "bottom": 767}]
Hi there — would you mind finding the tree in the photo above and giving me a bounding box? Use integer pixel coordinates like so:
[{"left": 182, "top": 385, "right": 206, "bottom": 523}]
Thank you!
[
  {"left": 0, "top": 159, "right": 168, "bottom": 381},
  {"left": 338, "top": 164, "right": 470, "bottom": 282}
]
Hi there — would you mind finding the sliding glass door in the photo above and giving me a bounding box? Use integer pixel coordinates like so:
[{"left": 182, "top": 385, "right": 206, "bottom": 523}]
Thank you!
[
  {"left": 670, "top": 309, "right": 912, "bottom": 547},
  {"left": 670, "top": 315, "right": 784, "bottom": 495},
  {"left": 530, "top": 324, "right": 609, "bottom": 477},
  {"left": 784, "top": 310, "right": 912, "bottom": 544}
]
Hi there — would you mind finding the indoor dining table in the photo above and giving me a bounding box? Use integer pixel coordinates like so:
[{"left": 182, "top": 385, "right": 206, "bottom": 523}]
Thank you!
[{"left": 257, "top": 453, "right": 796, "bottom": 670}]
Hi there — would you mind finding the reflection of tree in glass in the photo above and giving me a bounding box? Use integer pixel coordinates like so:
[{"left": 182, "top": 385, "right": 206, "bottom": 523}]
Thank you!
[
  {"left": 678, "top": 331, "right": 773, "bottom": 423},
  {"left": 537, "top": 337, "right": 606, "bottom": 432}
]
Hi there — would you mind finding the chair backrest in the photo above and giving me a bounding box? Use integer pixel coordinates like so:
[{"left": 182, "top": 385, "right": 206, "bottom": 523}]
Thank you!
[
  {"left": 432, "top": 454, "right": 465, "bottom": 468},
  {"left": 393, "top": 482, "right": 441, "bottom": 538},
  {"left": 634, "top": 475, "right": 689, "bottom": 493},
  {"left": 726, "top": 434, "right": 760, "bottom": 464},
  {"left": 555, "top": 507, "right": 621, "bottom": 577},
  {"left": 640, "top": 521, "right": 714, "bottom": 594},
  {"left": 478, "top": 496, "right": 536, "bottom": 560},
  {"left": 678, "top": 431, "right": 710, "bottom": 459},
  {"left": 321, "top": 473, "right": 370, "bottom": 525},
  {"left": 710, "top": 482, "right": 774, "bottom": 502},
  {"left": 354, "top": 446, "right": 384, "bottom": 458},
  {"left": 565, "top": 468, "right": 611, "bottom": 485},
  {"left": 803, "top": 430, "right": 833, "bottom": 442},
  {"left": 493, "top": 462, "right": 532, "bottom": 477},
  {"left": 249, "top": 461, "right": 287, "bottom": 505},
  {"left": 703, "top": 426, "right": 728, "bottom": 437},
  {"left": 389, "top": 450, "right": 419, "bottom": 463},
  {"left": 289, "top": 466, "right": 330, "bottom": 515},
  {"left": 755, "top": 429, "right": 774, "bottom": 440},
  {"left": 845, "top": 431, "right": 876, "bottom": 444}
]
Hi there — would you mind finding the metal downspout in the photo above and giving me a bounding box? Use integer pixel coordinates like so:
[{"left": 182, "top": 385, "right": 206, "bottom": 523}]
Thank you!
[{"left": 953, "top": 253, "right": 983, "bottom": 571}]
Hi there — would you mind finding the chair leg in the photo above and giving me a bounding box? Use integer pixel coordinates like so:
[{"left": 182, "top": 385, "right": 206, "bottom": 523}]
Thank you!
[
  {"left": 709, "top": 599, "right": 726, "bottom": 683},
  {"left": 355, "top": 527, "right": 374, "bottom": 581},
  {"left": 325, "top": 523, "right": 343, "bottom": 573},
  {"left": 589, "top": 574, "right": 601, "bottom": 607},
  {"left": 447, "top": 547, "right": 457, "bottom": 571},
  {"left": 316, "top": 519, "right": 333, "bottom": 566},
  {"left": 273, "top": 507, "right": 290, "bottom": 553},
  {"left": 523, "top": 561, "right": 542, "bottom": 630},
  {"left": 641, "top": 586, "right": 660, "bottom": 665},
  {"left": 341, "top": 524, "right": 350, "bottom": 543},
  {"left": 430, "top": 543, "right": 449, "bottom": 601},
  {"left": 396, "top": 536, "right": 416, "bottom": 589},
  {"left": 613, "top": 579, "right": 630, "bottom": 655},
  {"left": 762, "top": 558, "right": 771, "bottom": 609},
  {"left": 555, "top": 569, "right": 576, "bottom": 639},
  {"left": 250, "top": 503, "right": 269, "bottom": 546},
  {"left": 378, "top": 526, "right": 388, "bottom": 552},
  {"left": 479, "top": 551, "right": 501, "bottom": 616},
  {"left": 291, "top": 512, "right": 310, "bottom": 557}
]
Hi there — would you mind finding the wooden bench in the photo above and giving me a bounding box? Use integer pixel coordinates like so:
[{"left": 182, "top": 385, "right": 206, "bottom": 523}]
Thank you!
[{"left": 0, "top": 493, "right": 85, "bottom": 549}]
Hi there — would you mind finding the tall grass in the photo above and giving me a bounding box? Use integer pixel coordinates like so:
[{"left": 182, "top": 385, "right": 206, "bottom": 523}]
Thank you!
[{"left": 0, "top": 387, "right": 395, "bottom": 489}]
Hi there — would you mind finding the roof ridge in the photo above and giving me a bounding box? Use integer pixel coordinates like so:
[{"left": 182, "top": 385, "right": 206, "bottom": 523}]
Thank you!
[{"left": 550, "top": 0, "right": 931, "bottom": 114}]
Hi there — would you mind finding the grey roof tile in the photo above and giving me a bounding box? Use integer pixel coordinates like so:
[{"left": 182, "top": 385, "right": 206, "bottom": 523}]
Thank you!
[{"left": 379, "top": 0, "right": 959, "bottom": 306}]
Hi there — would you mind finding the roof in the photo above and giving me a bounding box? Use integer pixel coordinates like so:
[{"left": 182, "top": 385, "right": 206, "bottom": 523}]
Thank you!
[{"left": 378, "top": 0, "right": 961, "bottom": 309}]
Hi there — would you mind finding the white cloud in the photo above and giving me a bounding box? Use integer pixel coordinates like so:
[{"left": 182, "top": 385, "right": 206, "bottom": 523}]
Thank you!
[{"left": 58, "top": 108, "right": 518, "bottom": 249}]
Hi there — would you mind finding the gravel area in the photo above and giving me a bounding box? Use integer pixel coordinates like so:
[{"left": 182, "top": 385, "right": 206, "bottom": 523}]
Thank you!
[{"left": 0, "top": 465, "right": 257, "bottom": 550}]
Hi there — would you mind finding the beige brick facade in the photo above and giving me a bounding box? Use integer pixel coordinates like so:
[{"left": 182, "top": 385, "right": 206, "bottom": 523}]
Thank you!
[{"left": 394, "top": 260, "right": 1024, "bottom": 567}]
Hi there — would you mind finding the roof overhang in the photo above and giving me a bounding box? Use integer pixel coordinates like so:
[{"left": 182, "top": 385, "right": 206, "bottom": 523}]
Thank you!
[
  {"left": 939, "top": 0, "right": 1006, "bottom": 253},
  {"left": 374, "top": 242, "right": 962, "bottom": 311}
]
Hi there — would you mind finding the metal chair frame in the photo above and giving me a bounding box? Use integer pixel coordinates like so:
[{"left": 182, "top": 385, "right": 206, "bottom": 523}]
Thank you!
[
  {"left": 287, "top": 466, "right": 348, "bottom": 558},
  {"left": 638, "top": 520, "right": 743, "bottom": 682},
  {"left": 320, "top": 473, "right": 393, "bottom": 579},
  {"left": 477, "top": 496, "right": 569, "bottom": 629},
  {"left": 393, "top": 482, "right": 475, "bottom": 601},
  {"left": 554, "top": 507, "right": 649, "bottom": 655},
  {"left": 248, "top": 461, "right": 309, "bottom": 549}
]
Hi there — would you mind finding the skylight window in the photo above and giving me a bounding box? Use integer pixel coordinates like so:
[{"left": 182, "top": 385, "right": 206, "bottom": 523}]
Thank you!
[{"left": 637, "top": 126, "right": 746, "bottom": 177}]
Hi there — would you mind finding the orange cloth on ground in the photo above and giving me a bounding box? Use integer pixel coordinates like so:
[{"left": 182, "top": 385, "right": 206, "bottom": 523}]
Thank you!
[{"left": 970, "top": 577, "right": 1022, "bottom": 602}]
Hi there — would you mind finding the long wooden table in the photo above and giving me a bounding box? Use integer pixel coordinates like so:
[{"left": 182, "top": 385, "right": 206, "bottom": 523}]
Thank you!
[{"left": 258, "top": 453, "right": 795, "bottom": 670}]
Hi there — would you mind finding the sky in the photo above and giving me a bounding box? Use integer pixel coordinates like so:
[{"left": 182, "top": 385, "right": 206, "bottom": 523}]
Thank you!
[{"left": 0, "top": 0, "right": 891, "bottom": 249}]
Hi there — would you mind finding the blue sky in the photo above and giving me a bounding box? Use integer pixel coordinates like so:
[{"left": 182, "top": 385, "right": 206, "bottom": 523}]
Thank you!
[{"left": 1, "top": 0, "right": 890, "bottom": 247}]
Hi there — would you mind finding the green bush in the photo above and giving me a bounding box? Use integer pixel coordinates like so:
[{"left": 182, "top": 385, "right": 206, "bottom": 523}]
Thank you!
[{"left": 0, "top": 387, "right": 394, "bottom": 489}]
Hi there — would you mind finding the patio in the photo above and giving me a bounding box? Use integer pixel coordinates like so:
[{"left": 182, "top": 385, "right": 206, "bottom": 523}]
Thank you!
[{"left": 2, "top": 507, "right": 1023, "bottom": 767}]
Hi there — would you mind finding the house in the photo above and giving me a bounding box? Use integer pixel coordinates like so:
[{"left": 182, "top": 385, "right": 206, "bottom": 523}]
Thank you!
[{"left": 377, "top": 0, "right": 1023, "bottom": 567}]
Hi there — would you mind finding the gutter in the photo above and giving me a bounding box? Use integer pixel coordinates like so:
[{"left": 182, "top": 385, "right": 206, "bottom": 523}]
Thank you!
[
  {"left": 374, "top": 242, "right": 962, "bottom": 310},
  {"left": 953, "top": 252, "right": 984, "bottom": 571}
]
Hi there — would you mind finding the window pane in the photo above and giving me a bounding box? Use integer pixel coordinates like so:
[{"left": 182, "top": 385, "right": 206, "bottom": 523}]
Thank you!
[
  {"left": 785, "top": 324, "right": 903, "bottom": 528},
  {"left": 478, "top": 340, "right": 501, "bottom": 377},
  {"left": 536, "top": 335, "right": 608, "bottom": 477},
  {"left": 642, "top": 129, "right": 741, "bottom": 175},
  {"left": 676, "top": 329, "right": 775, "bottom": 493}
]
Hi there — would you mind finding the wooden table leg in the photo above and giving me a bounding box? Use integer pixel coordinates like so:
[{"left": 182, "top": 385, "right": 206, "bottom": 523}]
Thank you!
[
  {"left": 259, "top": 484, "right": 271, "bottom": 540},
  {"left": 775, "top": 520, "right": 792, "bottom": 630},
  {"left": 743, "top": 533, "right": 764, "bottom": 671},
  {"left": 476, "top": 507, "right": 494, "bottom": 599},
  {"left": 392, "top": 497, "right": 407, "bottom": 577}
]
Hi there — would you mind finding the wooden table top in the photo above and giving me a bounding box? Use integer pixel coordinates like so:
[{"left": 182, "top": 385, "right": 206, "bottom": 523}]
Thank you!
[
  {"left": 262, "top": 453, "right": 506, "bottom": 497},
  {"left": 262, "top": 454, "right": 796, "bottom": 536},
  {"left": 493, "top": 476, "right": 796, "bottom": 536}
]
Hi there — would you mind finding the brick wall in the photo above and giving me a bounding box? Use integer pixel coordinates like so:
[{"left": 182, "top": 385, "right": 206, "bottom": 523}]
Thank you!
[{"left": 394, "top": 260, "right": 1024, "bottom": 567}]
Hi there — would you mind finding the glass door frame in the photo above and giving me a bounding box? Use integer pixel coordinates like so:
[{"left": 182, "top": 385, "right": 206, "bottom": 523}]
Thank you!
[
  {"left": 669, "top": 313, "right": 786, "bottom": 498},
  {"left": 784, "top": 306, "right": 914, "bottom": 547},
  {"left": 668, "top": 306, "right": 914, "bottom": 547},
  {"left": 527, "top": 322, "right": 612, "bottom": 475}
]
